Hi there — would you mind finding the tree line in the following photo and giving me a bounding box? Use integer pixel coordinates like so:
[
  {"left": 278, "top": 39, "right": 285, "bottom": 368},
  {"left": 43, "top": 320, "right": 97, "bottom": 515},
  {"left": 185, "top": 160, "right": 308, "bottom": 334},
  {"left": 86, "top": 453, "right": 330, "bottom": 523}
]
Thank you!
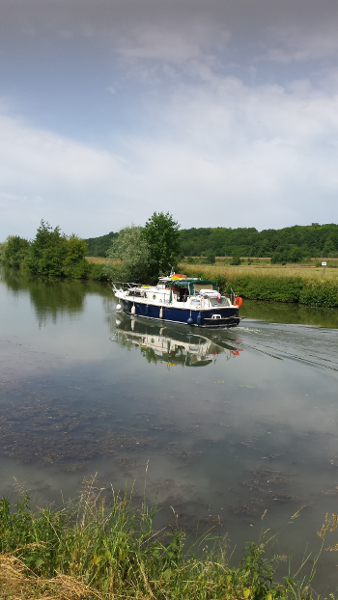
[
  {"left": 180, "top": 223, "right": 338, "bottom": 262},
  {"left": 0, "top": 212, "right": 181, "bottom": 282},
  {"left": 1, "top": 221, "right": 91, "bottom": 278},
  {"left": 85, "top": 222, "right": 338, "bottom": 264},
  {"left": 2, "top": 219, "right": 338, "bottom": 280}
]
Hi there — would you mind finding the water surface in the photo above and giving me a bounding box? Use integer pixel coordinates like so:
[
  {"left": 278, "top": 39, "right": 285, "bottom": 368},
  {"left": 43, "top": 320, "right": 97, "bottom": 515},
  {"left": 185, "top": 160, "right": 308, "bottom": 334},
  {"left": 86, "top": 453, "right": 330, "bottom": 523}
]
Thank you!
[{"left": 1, "top": 267, "right": 338, "bottom": 592}]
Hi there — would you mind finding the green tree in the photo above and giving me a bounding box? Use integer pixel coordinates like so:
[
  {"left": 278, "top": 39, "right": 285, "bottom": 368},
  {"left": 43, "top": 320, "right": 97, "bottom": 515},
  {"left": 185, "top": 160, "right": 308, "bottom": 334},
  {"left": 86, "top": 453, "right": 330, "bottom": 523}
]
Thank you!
[
  {"left": 24, "top": 221, "right": 90, "bottom": 278},
  {"left": 63, "top": 235, "right": 91, "bottom": 278},
  {"left": 144, "top": 212, "right": 180, "bottom": 278},
  {"left": 25, "top": 221, "right": 68, "bottom": 276},
  {"left": 0, "top": 240, "right": 8, "bottom": 262},
  {"left": 105, "top": 225, "right": 151, "bottom": 282},
  {"left": 3, "top": 236, "right": 30, "bottom": 267}
]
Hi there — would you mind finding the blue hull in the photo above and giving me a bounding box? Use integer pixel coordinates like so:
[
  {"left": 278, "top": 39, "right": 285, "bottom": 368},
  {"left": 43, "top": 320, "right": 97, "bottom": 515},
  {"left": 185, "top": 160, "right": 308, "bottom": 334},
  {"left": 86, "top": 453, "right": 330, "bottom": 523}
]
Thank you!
[{"left": 120, "top": 299, "right": 240, "bottom": 328}]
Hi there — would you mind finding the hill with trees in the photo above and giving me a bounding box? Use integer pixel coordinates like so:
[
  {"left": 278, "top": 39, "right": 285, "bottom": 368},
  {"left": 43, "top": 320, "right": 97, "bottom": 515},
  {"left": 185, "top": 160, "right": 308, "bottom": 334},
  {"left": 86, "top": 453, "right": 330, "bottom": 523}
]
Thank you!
[
  {"left": 84, "top": 231, "right": 118, "bottom": 256},
  {"left": 85, "top": 223, "right": 338, "bottom": 263},
  {"left": 180, "top": 223, "right": 338, "bottom": 262}
]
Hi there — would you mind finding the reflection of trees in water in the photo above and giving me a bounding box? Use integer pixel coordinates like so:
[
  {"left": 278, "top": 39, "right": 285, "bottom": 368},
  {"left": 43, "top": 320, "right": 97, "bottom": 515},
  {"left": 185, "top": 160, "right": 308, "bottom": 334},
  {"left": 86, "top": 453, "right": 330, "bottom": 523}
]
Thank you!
[
  {"left": 2, "top": 266, "right": 112, "bottom": 326},
  {"left": 1, "top": 266, "right": 30, "bottom": 292},
  {"left": 241, "top": 299, "right": 338, "bottom": 329},
  {"left": 103, "top": 296, "right": 119, "bottom": 334},
  {"left": 29, "top": 280, "right": 86, "bottom": 326}
]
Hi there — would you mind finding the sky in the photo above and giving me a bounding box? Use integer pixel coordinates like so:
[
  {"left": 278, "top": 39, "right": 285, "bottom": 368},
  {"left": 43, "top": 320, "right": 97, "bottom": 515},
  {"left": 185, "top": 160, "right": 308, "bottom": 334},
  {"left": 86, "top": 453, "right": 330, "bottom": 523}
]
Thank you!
[{"left": 1, "top": 0, "right": 338, "bottom": 240}]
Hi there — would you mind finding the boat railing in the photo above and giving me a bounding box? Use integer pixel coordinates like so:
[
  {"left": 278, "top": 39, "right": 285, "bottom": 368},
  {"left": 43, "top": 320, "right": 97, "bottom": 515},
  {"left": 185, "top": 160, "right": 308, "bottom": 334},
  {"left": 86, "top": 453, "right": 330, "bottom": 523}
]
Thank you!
[{"left": 112, "top": 281, "right": 141, "bottom": 293}]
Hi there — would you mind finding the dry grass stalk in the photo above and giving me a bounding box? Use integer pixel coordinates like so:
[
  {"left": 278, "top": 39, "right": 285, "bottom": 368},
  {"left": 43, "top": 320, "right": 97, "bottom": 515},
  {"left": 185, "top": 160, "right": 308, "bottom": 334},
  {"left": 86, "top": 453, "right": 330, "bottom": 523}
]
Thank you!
[
  {"left": 0, "top": 553, "right": 99, "bottom": 600},
  {"left": 85, "top": 257, "right": 107, "bottom": 264}
]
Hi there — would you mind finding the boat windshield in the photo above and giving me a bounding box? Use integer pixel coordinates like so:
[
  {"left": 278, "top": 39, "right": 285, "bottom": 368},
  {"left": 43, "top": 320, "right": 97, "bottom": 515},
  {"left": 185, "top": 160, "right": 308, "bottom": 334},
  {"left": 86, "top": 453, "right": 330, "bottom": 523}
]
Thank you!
[{"left": 209, "top": 297, "right": 231, "bottom": 307}]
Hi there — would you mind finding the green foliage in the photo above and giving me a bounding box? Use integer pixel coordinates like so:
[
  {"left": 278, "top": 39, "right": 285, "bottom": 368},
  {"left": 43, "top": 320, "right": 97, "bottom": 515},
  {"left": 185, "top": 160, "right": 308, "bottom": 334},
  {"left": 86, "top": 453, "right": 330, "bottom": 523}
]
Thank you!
[
  {"left": 299, "top": 279, "right": 338, "bottom": 307},
  {"left": 3, "top": 221, "right": 91, "bottom": 279},
  {"left": 63, "top": 235, "right": 91, "bottom": 279},
  {"left": 82, "top": 222, "right": 338, "bottom": 267},
  {"left": 25, "top": 221, "right": 69, "bottom": 276},
  {"left": 206, "top": 251, "right": 216, "bottom": 264},
  {"left": 105, "top": 225, "right": 151, "bottom": 282},
  {"left": 84, "top": 231, "right": 118, "bottom": 256},
  {"left": 105, "top": 213, "right": 181, "bottom": 283},
  {"left": 88, "top": 262, "right": 110, "bottom": 281},
  {"left": 180, "top": 223, "right": 338, "bottom": 261},
  {"left": 231, "top": 254, "right": 241, "bottom": 265},
  {"left": 3, "top": 235, "right": 30, "bottom": 267},
  {"left": 0, "top": 487, "right": 323, "bottom": 599},
  {"left": 144, "top": 211, "right": 180, "bottom": 278},
  {"left": 225, "top": 276, "right": 304, "bottom": 303},
  {"left": 0, "top": 240, "right": 8, "bottom": 262}
]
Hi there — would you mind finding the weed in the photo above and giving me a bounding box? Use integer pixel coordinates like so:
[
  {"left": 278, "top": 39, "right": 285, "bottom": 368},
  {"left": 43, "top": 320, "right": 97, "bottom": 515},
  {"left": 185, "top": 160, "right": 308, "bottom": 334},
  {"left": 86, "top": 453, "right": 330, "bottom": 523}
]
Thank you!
[{"left": 0, "top": 478, "right": 333, "bottom": 599}]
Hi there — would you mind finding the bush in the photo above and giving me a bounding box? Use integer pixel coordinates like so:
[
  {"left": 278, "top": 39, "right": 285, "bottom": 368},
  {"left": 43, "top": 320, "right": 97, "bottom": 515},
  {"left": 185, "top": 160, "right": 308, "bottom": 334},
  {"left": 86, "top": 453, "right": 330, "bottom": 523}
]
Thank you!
[
  {"left": 23, "top": 221, "right": 90, "bottom": 279},
  {"left": 226, "top": 275, "right": 304, "bottom": 303},
  {"left": 231, "top": 254, "right": 241, "bottom": 265},
  {"left": 0, "top": 240, "right": 8, "bottom": 262},
  {"left": 299, "top": 279, "right": 338, "bottom": 307},
  {"left": 88, "top": 262, "right": 110, "bottom": 281},
  {"left": 206, "top": 251, "right": 216, "bottom": 264},
  {"left": 4, "top": 236, "right": 30, "bottom": 267}
]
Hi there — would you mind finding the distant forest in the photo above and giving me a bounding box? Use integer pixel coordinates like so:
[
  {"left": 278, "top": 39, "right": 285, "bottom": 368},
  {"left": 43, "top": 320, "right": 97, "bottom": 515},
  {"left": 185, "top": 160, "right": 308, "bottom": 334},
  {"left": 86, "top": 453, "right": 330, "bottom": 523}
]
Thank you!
[
  {"left": 85, "top": 223, "right": 338, "bottom": 263},
  {"left": 84, "top": 232, "right": 118, "bottom": 257}
]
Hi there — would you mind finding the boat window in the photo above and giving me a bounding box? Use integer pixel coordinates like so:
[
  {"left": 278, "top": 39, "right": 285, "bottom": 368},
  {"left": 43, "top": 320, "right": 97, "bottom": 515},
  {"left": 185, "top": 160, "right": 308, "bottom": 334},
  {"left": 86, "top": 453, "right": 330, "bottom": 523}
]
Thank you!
[
  {"left": 209, "top": 297, "right": 230, "bottom": 307},
  {"left": 178, "top": 287, "right": 189, "bottom": 302}
]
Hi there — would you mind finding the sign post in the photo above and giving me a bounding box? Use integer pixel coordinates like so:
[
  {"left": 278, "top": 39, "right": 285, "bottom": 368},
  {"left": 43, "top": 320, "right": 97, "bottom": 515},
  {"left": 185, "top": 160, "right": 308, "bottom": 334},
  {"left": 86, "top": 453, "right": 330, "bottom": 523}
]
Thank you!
[{"left": 321, "top": 261, "right": 327, "bottom": 275}]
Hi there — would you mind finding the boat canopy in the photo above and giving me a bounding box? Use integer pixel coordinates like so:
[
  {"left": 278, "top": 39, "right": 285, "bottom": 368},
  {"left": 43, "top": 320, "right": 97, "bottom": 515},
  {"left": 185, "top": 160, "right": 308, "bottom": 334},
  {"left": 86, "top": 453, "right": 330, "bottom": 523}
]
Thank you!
[{"left": 159, "top": 277, "right": 216, "bottom": 295}]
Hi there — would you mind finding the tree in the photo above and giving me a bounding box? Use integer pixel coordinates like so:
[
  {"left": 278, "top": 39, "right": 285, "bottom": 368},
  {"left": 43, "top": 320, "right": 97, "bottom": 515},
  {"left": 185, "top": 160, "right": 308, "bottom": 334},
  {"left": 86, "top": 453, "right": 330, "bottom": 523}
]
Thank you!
[
  {"left": 25, "top": 221, "right": 68, "bottom": 276},
  {"left": 3, "top": 236, "right": 30, "bottom": 267},
  {"left": 25, "top": 220, "right": 90, "bottom": 278},
  {"left": 144, "top": 212, "right": 180, "bottom": 279},
  {"left": 105, "top": 225, "right": 151, "bottom": 282}
]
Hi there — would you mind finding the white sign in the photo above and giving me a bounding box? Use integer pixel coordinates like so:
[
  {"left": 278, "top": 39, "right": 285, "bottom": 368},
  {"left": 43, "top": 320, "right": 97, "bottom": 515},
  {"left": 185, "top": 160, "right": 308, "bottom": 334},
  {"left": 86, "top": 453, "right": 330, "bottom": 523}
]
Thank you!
[{"left": 322, "top": 261, "right": 327, "bottom": 266}]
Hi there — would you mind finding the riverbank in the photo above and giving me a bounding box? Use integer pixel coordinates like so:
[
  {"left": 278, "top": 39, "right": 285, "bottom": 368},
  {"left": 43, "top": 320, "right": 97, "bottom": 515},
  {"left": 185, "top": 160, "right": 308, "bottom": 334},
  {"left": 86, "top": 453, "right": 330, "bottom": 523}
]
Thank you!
[
  {"left": 2, "top": 257, "right": 338, "bottom": 306},
  {"left": 179, "top": 263, "right": 338, "bottom": 307},
  {"left": 0, "top": 483, "right": 333, "bottom": 600}
]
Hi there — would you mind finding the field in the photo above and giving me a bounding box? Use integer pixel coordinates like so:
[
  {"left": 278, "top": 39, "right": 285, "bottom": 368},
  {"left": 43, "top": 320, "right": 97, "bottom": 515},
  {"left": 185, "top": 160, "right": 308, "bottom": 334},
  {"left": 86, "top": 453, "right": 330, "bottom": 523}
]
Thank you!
[
  {"left": 85, "top": 256, "right": 107, "bottom": 264},
  {"left": 178, "top": 260, "right": 338, "bottom": 281},
  {"left": 86, "top": 256, "right": 338, "bottom": 279}
]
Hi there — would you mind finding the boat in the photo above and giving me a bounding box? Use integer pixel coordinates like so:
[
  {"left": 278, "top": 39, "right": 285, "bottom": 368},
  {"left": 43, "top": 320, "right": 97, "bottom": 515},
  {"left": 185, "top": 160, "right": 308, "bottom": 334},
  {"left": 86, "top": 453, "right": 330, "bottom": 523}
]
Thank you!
[
  {"left": 112, "top": 271, "right": 242, "bottom": 328},
  {"left": 111, "top": 316, "right": 243, "bottom": 366}
]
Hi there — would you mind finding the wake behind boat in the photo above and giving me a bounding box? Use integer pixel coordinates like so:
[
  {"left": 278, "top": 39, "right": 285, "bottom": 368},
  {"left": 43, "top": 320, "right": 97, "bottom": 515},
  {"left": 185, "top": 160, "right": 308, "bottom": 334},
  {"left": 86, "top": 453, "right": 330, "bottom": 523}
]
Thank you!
[{"left": 113, "top": 272, "right": 242, "bottom": 328}]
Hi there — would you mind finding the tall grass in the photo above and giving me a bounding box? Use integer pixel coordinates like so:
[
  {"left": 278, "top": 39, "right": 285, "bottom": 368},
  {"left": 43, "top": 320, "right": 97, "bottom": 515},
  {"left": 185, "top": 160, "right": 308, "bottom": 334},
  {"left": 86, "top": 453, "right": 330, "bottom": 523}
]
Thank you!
[
  {"left": 86, "top": 256, "right": 107, "bottom": 264},
  {"left": 179, "top": 263, "right": 338, "bottom": 307},
  {"left": 0, "top": 477, "right": 330, "bottom": 600},
  {"left": 179, "top": 262, "right": 338, "bottom": 281}
]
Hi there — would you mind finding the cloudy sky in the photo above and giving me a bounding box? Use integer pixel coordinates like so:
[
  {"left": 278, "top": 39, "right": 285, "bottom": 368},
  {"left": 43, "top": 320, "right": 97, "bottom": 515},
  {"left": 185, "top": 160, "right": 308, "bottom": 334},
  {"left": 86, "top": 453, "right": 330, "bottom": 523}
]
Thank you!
[{"left": 1, "top": 0, "right": 338, "bottom": 240}]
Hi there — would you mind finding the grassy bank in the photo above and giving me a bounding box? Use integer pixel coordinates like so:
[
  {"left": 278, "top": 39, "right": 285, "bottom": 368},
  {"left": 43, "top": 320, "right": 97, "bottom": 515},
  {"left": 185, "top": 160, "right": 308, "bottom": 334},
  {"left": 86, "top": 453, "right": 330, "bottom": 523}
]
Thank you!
[
  {"left": 179, "top": 263, "right": 338, "bottom": 307},
  {"left": 0, "top": 480, "right": 334, "bottom": 600}
]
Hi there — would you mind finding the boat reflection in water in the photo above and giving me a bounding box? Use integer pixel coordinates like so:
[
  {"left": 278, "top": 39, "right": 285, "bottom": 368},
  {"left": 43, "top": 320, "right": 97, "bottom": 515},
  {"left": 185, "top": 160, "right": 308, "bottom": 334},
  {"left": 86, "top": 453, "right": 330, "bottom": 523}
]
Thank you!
[{"left": 111, "top": 315, "right": 243, "bottom": 368}]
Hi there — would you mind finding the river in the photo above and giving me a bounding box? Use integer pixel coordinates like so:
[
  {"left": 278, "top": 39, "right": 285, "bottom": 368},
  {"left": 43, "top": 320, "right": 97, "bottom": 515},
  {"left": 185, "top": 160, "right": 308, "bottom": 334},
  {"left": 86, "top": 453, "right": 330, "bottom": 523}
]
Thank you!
[{"left": 1, "top": 266, "right": 338, "bottom": 592}]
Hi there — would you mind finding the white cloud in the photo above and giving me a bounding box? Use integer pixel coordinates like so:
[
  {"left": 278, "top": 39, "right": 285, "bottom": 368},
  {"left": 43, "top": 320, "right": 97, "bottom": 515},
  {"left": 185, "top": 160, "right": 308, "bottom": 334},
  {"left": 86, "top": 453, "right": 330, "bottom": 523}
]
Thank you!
[{"left": 1, "top": 68, "right": 338, "bottom": 240}]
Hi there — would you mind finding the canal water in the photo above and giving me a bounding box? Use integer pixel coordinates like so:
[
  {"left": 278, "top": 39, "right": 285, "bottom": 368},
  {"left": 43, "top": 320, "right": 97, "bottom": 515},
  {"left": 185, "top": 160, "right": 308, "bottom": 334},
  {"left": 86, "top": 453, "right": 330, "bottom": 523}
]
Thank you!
[{"left": 1, "top": 266, "right": 338, "bottom": 591}]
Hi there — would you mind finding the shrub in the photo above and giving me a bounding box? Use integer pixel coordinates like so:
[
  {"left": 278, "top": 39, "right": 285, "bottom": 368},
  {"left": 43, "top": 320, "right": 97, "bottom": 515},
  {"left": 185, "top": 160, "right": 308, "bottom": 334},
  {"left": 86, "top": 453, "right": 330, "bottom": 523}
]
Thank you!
[
  {"left": 206, "top": 251, "right": 216, "bottom": 264},
  {"left": 4, "top": 236, "right": 30, "bottom": 267},
  {"left": 231, "top": 254, "right": 241, "bottom": 265}
]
